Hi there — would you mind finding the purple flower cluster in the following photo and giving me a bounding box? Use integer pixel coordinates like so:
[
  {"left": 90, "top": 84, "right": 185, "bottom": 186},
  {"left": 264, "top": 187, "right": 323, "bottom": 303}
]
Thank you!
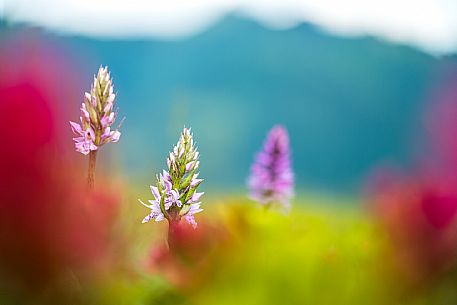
[
  {"left": 248, "top": 125, "right": 294, "bottom": 210},
  {"left": 139, "top": 128, "right": 204, "bottom": 228},
  {"left": 70, "top": 66, "right": 122, "bottom": 155}
]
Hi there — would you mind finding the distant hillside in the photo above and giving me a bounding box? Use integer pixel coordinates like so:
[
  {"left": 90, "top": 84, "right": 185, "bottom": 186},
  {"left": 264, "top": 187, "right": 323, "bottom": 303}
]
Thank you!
[{"left": 4, "top": 15, "right": 457, "bottom": 193}]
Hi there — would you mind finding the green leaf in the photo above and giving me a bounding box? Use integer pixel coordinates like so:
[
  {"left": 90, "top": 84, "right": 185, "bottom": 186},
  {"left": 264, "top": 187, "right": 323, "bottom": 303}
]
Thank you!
[
  {"left": 179, "top": 203, "right": 191, "bottom": 216},
  {"left": 185, "top": 187, "right": 196, "bottom": 202},
  {"left": 159, "top": 194, "right": 168, "bottom": 220},
  {"left": 180, "top": 169, "right": 197, "bottom": 189}
]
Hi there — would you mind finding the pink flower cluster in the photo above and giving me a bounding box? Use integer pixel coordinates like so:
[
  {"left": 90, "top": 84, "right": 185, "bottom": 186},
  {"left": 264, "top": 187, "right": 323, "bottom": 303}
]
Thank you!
[{"left": 70, "top": 66, "right": 121, "bottom": 155}]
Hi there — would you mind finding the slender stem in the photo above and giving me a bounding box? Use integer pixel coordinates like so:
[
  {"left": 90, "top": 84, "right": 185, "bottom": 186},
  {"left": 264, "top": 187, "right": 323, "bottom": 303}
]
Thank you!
[
  {"left": 167, "top": 218, "right": 180, "bottom": 252},
  {"left": 87, "top": 150, "right": 97, "bottom": 190}
]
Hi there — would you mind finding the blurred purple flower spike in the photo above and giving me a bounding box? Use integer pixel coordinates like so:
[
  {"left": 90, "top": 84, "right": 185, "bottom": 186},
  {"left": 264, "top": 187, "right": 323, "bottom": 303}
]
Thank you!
[{"left": 248, "top": 125, "right": 294, "bottom": 210}]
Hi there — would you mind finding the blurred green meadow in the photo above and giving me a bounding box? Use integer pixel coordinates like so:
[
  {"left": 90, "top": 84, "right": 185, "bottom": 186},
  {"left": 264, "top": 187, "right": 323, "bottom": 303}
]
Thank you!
[{"left": 78, "top": 190, "right": 455, "bottom": 305}]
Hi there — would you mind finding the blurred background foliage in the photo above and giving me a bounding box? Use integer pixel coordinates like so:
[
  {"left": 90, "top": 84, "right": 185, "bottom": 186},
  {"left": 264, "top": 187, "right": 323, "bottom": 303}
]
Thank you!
[{"left": 3, "top": 15, "right": 457, "bottom": 192}]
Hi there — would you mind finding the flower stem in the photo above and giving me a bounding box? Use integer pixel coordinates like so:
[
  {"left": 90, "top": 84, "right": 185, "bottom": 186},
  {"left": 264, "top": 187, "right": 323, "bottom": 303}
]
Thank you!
[
  {"left": 87, "top": 150, "right": 97, "bottom": 190},
  {"left": 167, "top": 219, "right": 180, "bottom": 252}
]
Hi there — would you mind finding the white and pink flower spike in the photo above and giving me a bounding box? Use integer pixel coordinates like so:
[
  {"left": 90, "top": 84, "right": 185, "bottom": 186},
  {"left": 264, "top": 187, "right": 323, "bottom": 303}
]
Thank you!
[
  {"left": 70, "top": 66, "right": 123, "bottom": 188},
  {"left": 139, "top": 127, "right": 204, "bottom": 229},
  {"left": 69, "top": 66, "right": 122, "bottom": 155}
]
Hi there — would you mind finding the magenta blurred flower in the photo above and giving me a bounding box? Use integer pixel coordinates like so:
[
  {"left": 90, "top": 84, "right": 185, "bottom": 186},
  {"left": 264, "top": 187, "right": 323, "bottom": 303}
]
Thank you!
[
  {"left": 70, "top": 66, "right": 122, "bottom": 155},
  {"left": 367, "top": 169, "right": 457, "bottom": 283},
  {"left": 139, "top": 128, "right": 203, "bottom": 228},
  {"left": 248, "top": 125, "right": 294, "bottom": 210},
  {"left": 0, "top": 52, "right": 122, "bottom": 301}
]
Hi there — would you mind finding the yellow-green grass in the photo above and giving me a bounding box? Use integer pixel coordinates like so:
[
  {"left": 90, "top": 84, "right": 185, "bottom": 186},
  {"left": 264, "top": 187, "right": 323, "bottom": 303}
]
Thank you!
[{"left": 93, "top": 190, "right": 457, "bottom": 305}]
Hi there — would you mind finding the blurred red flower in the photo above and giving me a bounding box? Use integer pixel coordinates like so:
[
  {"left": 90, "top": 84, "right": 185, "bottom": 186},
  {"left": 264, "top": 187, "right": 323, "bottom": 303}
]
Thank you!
[
  {"left": 0, "top": 34, "right": 122, "bottom": 302},
  {"left": 366, "top": 72, "right": 457, "bottom": 287}
]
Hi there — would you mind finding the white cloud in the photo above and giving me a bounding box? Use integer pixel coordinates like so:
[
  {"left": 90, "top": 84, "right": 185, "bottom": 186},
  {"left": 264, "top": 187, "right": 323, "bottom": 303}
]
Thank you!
[
  {"left": 4, "top": 0, "right": 457, "bottom": 54},
  {"left": 0, "top": 0, "right": 5, "bottom": 18}
]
